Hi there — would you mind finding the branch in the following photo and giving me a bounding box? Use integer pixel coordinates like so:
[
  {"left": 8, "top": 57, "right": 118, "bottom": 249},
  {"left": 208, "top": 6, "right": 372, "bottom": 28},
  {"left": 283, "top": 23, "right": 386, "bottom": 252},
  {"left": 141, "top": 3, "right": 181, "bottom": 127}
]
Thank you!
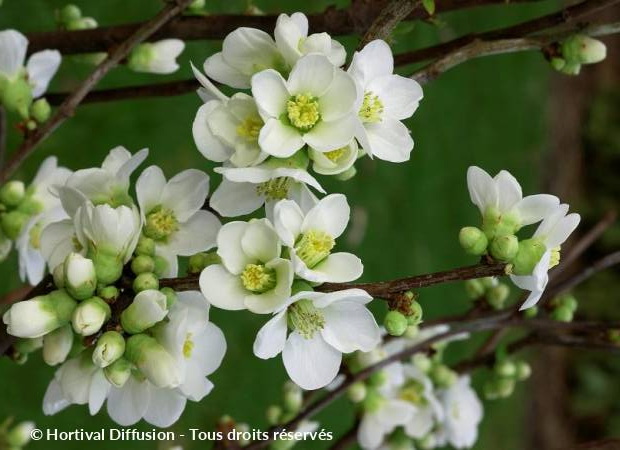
[
  {"left": 358, "top": 1, "right": 422, "bottom": 48},
  {"left": 24, "top": 0, "right": 542, "bottom": 56},
  {"left": 0, "top": 0, "right": 195, "bottom": 184},
  {"left": 0, "top": 107, "right": 6, "bottom": 169}
]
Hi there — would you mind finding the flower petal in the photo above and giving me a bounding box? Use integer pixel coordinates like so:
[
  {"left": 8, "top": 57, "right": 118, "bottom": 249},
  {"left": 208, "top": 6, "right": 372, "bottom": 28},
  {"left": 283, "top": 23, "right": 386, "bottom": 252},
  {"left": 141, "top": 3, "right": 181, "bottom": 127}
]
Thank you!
[
  {"left": 217, "top": 221, "right": 252, "bottom": 274},
  {"left": 282, "top": 332, "right": 342, "bottom": 390},
  {"left": 367, "top": 74, "right": 423, "bottom": 120},
  {"left": 193, "top": 101, "right": 232, "bottom": 162},
  {"left": 303, "top": 115, "right": 357, "bottom": 152},
  {"left": 364, "top": 117, "right": 413, "bottom": 163},
  {"left": 26, "top": 50, "right": 61, "bottom": 97},
  {"left": 161, "top": 169, "right": 210, "bottom": 221},
  {"left": 258, "top": 118, "right": 305, "bottom": 157},
  {"left": 319, "top": 69, "right": 358, "bottom": 121},
  {"left": 240, "top": 218, "right": 280, "bottom": 263},
  {"left": 273, "top": 199, "right": 304, "bottom": 247},
  {"left": 514, "top": 194, "right": 560, "bottom": 226},
  {"left": 467, "top": 166, "right": 497, "bottom": 214},
  {"left": 136, "top": 165, "right": 166, "bottom": 216},
  {"left": 546, "top": 213, "right": 581, "bottom": 248},
  {"left": 251, "top": 69, "right": 289, "bottom": 119},
  {"left": 287, "top": 54, "right": 334, "bottom": 97},
  {"left": 0, "top": 29, "right": 27, "bottom": 77},
  {"left": 348, "top": 39, "right": 393, "bottom": 88},
  {"left": 253, "top": 310, "right": 288, "bottom": 359},
  {"left": 495, "top": 170, "right": 522, "bottom": 212},
  {"left": 209, "top": 179, "right": 264, "bottom": 217},
  {"left": 203, "top": 52, "right": 249, "bottom": 89},
  {"left": 321, "top": 301, "right": 380, "bottom": 353},
  {"left": 199, "top": 264, "right": 247, "bottom": 311},
  {"left": 167, "top": 210, "right": 221, "bottom": 255},
  {"left": 301, "top": 193, "right": 350, "bottom": 238},
  {"left": 106, "top": 376, "right": 150, "bottom": 426},
  {"left": 143, "top": 388, "right": 187, "bottom": 427}
]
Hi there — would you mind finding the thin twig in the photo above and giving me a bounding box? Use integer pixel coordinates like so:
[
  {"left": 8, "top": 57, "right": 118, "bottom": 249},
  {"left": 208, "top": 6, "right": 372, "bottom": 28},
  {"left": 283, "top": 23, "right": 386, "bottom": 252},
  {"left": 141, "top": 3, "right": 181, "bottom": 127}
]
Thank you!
[
  {"left": 358, "top": 0, "right": 422, "bottom": 49},
  {"left": 0, "top": 0, "right": 195, "bottom": 184}
]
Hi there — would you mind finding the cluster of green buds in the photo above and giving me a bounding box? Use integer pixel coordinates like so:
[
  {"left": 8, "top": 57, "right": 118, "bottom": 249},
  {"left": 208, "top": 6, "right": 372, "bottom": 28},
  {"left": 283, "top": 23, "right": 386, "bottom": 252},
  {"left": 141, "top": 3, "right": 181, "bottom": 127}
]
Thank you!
[
  {"left": 484, "top": 357, "right": 531, "bottom": 400},
  {"left": 0, "top": 418, "right": 35, "bottom": 450},
  {"left": 0, "top": 72, "right": 50, "bottom": 125},
  {"left": 187, "top": 251, "right": 221, "bottom": 274},
  {"left": 0, "top": 180, "right": 44, "bottom": 255},
  {"left": 550, "top": 34, "right": 607, "bottom": 76},
  {"left": 384, "top": 291, "right": 423, "bottom": 337},
  {"left": 550, "top": 293, "right": 578, "bottom": 322},
  {"left": 266, "top": 381, "right": 304, "bottom": 427},
  {"left": 55, "top": 4, "right": 106, "bottom": 65},
  {"left": 464, "top": 277, "right": 510, "bottom": 310}
]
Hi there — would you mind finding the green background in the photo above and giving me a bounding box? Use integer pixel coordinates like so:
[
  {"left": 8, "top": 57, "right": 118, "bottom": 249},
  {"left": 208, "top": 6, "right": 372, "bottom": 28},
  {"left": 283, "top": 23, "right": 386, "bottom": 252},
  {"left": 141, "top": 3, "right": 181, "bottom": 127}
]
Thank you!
[{"left": 0, "top": 0, "right": 570, "bottom": 448}]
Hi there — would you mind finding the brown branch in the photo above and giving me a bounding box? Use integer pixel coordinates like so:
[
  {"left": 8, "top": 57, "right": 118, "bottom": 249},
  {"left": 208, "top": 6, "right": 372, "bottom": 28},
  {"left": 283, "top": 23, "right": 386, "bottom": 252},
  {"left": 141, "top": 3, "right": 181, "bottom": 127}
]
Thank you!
[
  {"left": 0, "top": 0, "right": 195, "bottom": 184},
  {"left": 0, "top": 107, "right": 6, "bottom": 169},
  {"left": 358, "top": 1, "right": 422, "bottom": 49},
  {"left": 24, "top": 0, "right": 542, "bottom": 56}
]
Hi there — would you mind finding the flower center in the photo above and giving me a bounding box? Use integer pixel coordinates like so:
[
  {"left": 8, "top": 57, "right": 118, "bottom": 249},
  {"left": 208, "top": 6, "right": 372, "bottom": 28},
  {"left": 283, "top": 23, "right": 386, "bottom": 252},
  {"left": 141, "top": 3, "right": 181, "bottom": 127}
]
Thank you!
[
  {"left": 324, "top": 147, "right": 347, "bottom": 163},
  {"left": 287, "top": 299, "right": 325, "bottom": 339},
  {"left": 183, "top": 333, "right": 194, "bottom": 358},
  {"left": 549, "top": 246, "right": 561, "bottom": 269},
  {"left": 294, "top": 230, "right": 335, "bottom": 268},
  {"left": 256, "top": 177, "right": 292, "bottom": 201},
  {"left": 144, "top": 206, "right": 179, "bottom": 240},
  {"left": 399, "top": 380, "right": 428, "bottom": 406},
  {"left": 287, "top": 93, "right": 320, "bottom": 130},
  {"left": 240, "top": 264, "right": 277, "bottom": 293},
  {"left": 236, "top": 115, "right": 263, "bottom": 141},
  {"left": 359, "top": 91, "right": 384, "bottom": 123},
  {"left": 28, "top": 221, "right": 43, "bottom": 249},
  {"left": 72, "top": 235, "right": 84, "bottom": 253}
]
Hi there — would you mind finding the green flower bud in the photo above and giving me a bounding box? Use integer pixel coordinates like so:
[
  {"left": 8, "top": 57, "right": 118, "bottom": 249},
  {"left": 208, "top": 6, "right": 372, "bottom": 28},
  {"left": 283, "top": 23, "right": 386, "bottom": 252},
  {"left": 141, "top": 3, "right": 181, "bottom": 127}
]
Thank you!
[
  {"left": 266, "top": 405, "right": 282, "bottom": 425},
  {"left": 412, "top": 353, "right": 432, "bottom": 373},
  {"left": 13, "top": 351, "right": 28, "bottom": 364},
  {"left": 97, "top": 285, "right": 119, "bottom": 303},
  {"left": 362, "top": 388, "right": 384, "bottom": 413},
  {"left": 368, "top": 370, "right": 388, "bottom": 388},
  {"left": 608, "top": 329, "right": 620, "bottom": 343},
  {"left": 125, "top": 334, "right": 181, "bottom": 388},
  {"left": 283, "top": 380, "right": 303, "bottom": 412},
  {"left": 551, "top": 305, "right": 574, "bottom": 322},
  {"left": 431, "top": 364, "right": 457, "bottom": 388},
  {"left": 133, "top": 272, "right": 159, "bottom": 293},
  {"left": 406, "top": 301, "right": 423, "bottom": 326},
  {"left": 557, "top": 294, "right": 578, "bottom": 312},
  {"left": 71, "top": 296, "right": 111, "bottom": 336},
  {"left": 153, "top": 255, "right": 169, "bottom": 278},
  {"left": 64, "top": 253, "right": 97, "bottom": 300},
  {"left": 347, "top": 382, "right": 367, "bottom": 403},
  {"left": 334, "top": 165, "right": 357, "bottom": 181},
  {"left": 30, "top": 98, "right": 51, "bottom": 123},
  {"left": 1, "top": 76, "right": 32, "bottom": 118},
  {"left": 104, "top": 357, "right": 132, "bottom": 388},
  {"left": 515, "top": 361, "right": 531, "bottom": 381},
  {"left": 13, "top": 336, "right": 43, "bottom": 354},
  {"left": 6, "top": 421, "right": 35, "bottom": 447},
  {"left": 489, "top": 234, "right": 519, "bottom": 262},
  {"left": 0, "top": 181, "right": 25, "bottom": 206},
  {"left": 550, "top": 57, "right": 566, "bottom": 71},
  {"left": 53, "top": 263, "right": 65, "bottom": 288},
  {"left": 482, "top": 207, "right": 520, "bottom": 239},
  {"left": 160, "top": 287, "right": 177, "bottom": 309},
  {"left": 384, "top": 310, "right": 408, "bottom": 336},
  {"left": 57, "top": 4, "right": 82, "bottom": 25},
  {"left": 1, "top": 210, "right": 29, "bottom": 240},
  {"left": 459, "top": 226, "right": 488, "bottom": 256},
  {"left": 484, "top": 379, "right": 500, "bottom": 400},
  {"left": 512, "top": 238, "right": 546, "bottom": 275},
  {"left": 188, "top": 251, "right": 221, "bottom": 274},
  {"left": 93, "top": 331, "right": 126, "bottom": 368},
  {"left": 66, "top": 17, "right": 98, "bottom": 31},
  {"left": 496, "top": 377, "right": 515, "bottom": 398},
  {"left": 131, "top": 254, "right": 155, "bottom": 275},
  {"left": 562, "top": 34, "right": 607, "bottom": 65},
  {"left": 464, "top": 279, "right": 485, "bottom": 299},
  {"left": 121, "top": 289, "right": 168, "bottom": 334},
  {"left": 128, "top": 44, "right": 157, "bottom": 73},
  {"left": 135, "top": 234, "right": 155, "bottom": 256},
  {"left": 188, "top": 0, "right": 206, "bottom": 11},
  {"left": 561, "top": 62, "right": 581, "bottom": 76},
  {"left": 90, "top": 251, "right": 124, "bottom": 285},
  {"left": 523, "top": 305, "right": 538, "bottom": 318},
  {"left": 495, "top": 360, "right": 516, "bottom": 378},
  {"left": 404, "top": 324, "right": 419, "bottom": 339},
  {"left": 42, "top": 324, "right": 73, "bottom": 366},
  {"left": 487, "top": 283, "right": 510, "bottom": 310}
]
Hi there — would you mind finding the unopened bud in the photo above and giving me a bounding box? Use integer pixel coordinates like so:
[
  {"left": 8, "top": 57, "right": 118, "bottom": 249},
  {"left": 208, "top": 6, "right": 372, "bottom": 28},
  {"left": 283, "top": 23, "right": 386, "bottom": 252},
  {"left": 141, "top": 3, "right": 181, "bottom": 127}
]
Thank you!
[
  {"left": 431, "top": 364, "right": 457, "bottom": 388},
  {"left": 347, "top": 382, "right": 367, "bottom": 403},
  {"left": 266, "top": 405, "right": 282, "bottom": 425},
  {"left": 494, "top": 360, "right": 516, "bottom": 378},
  {"left": 1, "top": 77, "right": 32, "bottom": 118},
  {"left": 104, "top": 357, "right": 132, "bottom": 388},
  {"left": 384, "top": 310, "right": 408, "bottom": 337},
  {"left": 6, "top": 421, "right": 35, "bottom": 447},
  {"left": 160, "top": 287, "right": 177, "bottom": 309},
  {"left": 30, "top": 98, "right": 51, "bottom": 123},
  {"left": 1, "top": 210, "right": 29, "bottom": 239},
  {"left": 64, "top": 253, "right": 97, "bottom": 300},
  {"left": 0, "top": 181, "right": 25, "bottom": 206},
  {"left": 125, "top": 334, "right": 181, "bottom": 388},
  {"left": 283, "top": 380, "right": 303, "bottom": 412},
  {"left": 551, "top": 305, "right": 574, "bottom": 322},
  {"left": 188, "top": 252, "right": 221, "bottom": 274},
  {"left": 133, "top": 272, "right": 159, "bottom": 293},
  {"left": 135, "top": 234, "right": 155, "bottom": 256},
  {"left": 487, "top": 283, "right": 510, "bottom": 310},
  {"left": 121, "top": 289, "right": 168, "bottom": 334},
  {"left": 515, "top": 361, "right": 531, "bottom": 381},
  {"left": 512, "top": 239, "right": 546, "bottom": 275},
  {"left": 53, "top": 263, "right": 65, "bottom": 288},
  {"left": 14, "top": 337, "right": 43, "bottom": 354},
  {"left": 71, "top": 296, "right": 111, "bottom": 336},
  {"left": 562, "top": 34, "right": 607, "bottom": 65},
  {"left": 153, "top": 255, "right": 169, "bottom": 278},
  {"left": 406, "top": 301, "right": 423, "bottom": 326},
  {"left": 489, "top": 234, "right": 518, "bottom": 262},
  {"left": 131, "top": 254, "right": 155, "bottom": 275},
  {"left": 464, "top": 279, "right": 485, "bottom": 299},
  {"left": 412, "top": 353, "right": 432, "bottom": 373},
  {"left": 98, "top": 285, "right": 119, "bottom": 303},
  {"left": 334, "top": 165, "right": 357, "bottom": 181},
  {"left": 57, "top": 4, "right": 82, "bottom": 25},
  {"left": 459, "top": 226, "right": 488, "bottom": 256},
  {"left": 3, "top": 290, "right": 76, "bottom": 338},
  {"left": 90, "top": 251, "right": 124, "bottom": 285},
  {"left": 92, "top": 331, "right": 125, "bottom": 368},
  {"left": 43, "top": 324, "right": 73, "bottom": 366}
]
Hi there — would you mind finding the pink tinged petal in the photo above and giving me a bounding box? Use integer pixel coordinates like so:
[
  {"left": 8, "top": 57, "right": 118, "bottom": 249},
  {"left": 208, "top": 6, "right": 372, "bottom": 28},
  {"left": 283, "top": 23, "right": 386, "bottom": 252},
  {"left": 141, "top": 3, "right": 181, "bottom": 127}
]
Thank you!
[
  {"left": 282, "top": 332, "right": 342, "bottom": 390},
  {"left": 199, "top": 264, "right": 247, "bottom": 311},
  {"left": 240, "top": 218, "right": 280, "bottom": 263},
  {"left": 0, "top": 29, "right": 28, "bottom": 77},
  {"left": 251, "top": 69, "right": 290, "bottom": 119},
  {"left": 106, "top": 377, "right": 150, "bottom": 426},
  {"left": 217, "top": 221, "right": 252, "bottom": 274},
  {"left": 161, "top": 169, "right": 210, "bottom": 221},
  {"left": 321, "top": 301, "right": 380, "bottom": 353},
  {"left": 253, "top": 310, "right": 288, "bottom": 359},
  {"left": 466, "top": 166, "right": 498, "bottom": 213},
  {"left": 167, "top": 210, "right": 221, "bottom": 255},
  {"left": 26, "top": 50, "right": 61, "bottom": 97},
  {"left": 348, "top": 39, "right": 394, "bottom": 87},
  {"left": 287, "top": 54, "right": 335, "bottom": 97},
  {"left": 319, "top": 70, "right": 358, "bottom": 121},
  {"left": 143, "top": 388, "right": 187, "bottom": 428},
  {"left": 204, "top": 52, "right": 250, "bottom": 89},
  {"left": 514, "top": 194, "right": 560, "bottom": 226},
  {"left": 364, "top": 118, "right": 413, "bottom": 163},
  {"left": 311, "top": 252, "right": 364, "bottom": 283},
  {"left": 546, "top": 213, "right": 581, "bottom": 248},
  {"left": 192, "top": 101, "right": 233, "bottom": 162},
  {"left": 273, "top": 199, "right": 304, "bottom": 247},
  {"left": 303, "top": 115, "right": 357, "bottom": 152},
  {"left": 366, "top": 74, "right": 423, "bottom": 120},
  {"left": 302, "top": 193, "right": 350, "bottom": 238},
  {"left": 209, "top": 179, "right": 264, "bottom": 217},
  {"left": 494, "top": 170, "right": 523, "bottom": 212},
  {"left": 258, "top": 118, "right": 305, "bottom": 157},
  {"left": 136, "top": 165, "right": 167, "bottom": 216}
]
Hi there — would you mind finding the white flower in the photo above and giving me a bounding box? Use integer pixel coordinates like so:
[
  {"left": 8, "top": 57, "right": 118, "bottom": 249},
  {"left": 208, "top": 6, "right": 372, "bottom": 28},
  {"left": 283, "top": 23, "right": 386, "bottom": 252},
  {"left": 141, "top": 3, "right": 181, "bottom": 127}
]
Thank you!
[
  {"left": 358, "top": 394, "right": 415, "bottom": 450},
  {"left": 253, "top": 289, "right": 380, "bottom": 390},
  {"left": 512, "top": 251, "right": 552, "bottom": 310},
  {"left": 251, "top": 54, "right": 358, "bottom": 157},
  {"left": 0, "top": 29, "right": 61, "bottom": 97},
  {"left": 309, "top": 139, "right": 359, "bottom": 176},
  {"left": 273, "top": 193, "right": 363, "bottom": 283},
  {"left": 436, "top": 376, "right": 483, "bottom": 449},
  {"left": 466, "top": 166, "right": 560, "bottom": 235},
  {"left": 274, "top": 13, "right": 346, "bottom": 68},
  {"left": 210, "top": 163, "right": 322, "bottom": 217},
  {"left": 42, "top": 324, "right": 73, "bottom": 366},
  {"left": 200, "top": 218, "right": 294, "bottom": 314},
  {"left": 128, "top": 39, "right": 185, "bottom": 74},
  {"left": 136, "top": 166, "right": 221, "bottom": 277},
  {"left": 27, "top": 156, "right": 73, "bottom": 211},
  {"left": 400, "top": 365, "right": 444, "bottom": 440},
  {"left": 348, "top": 40, "right": 423, "bottom": 163},
  {"left": 43, "top": 353, "right": 110, "bottom": 417}
]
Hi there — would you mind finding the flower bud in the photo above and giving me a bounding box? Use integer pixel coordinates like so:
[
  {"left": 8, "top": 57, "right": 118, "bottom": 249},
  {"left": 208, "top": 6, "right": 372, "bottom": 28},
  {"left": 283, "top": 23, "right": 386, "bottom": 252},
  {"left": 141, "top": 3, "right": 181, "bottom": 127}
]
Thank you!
[
  {"left": 489, "top": 234, "right": 518, "bottom": 262},
  {"left": 487, "top": 283, "right": 510, "bottom": 310},
  {"left": 57, "top": 4, "right": 82, "bottom": 25},
  {"left": 266, "top": 405, "right": 282, "bottom": 425},
  {"left": 0, "top": 77, "right": 32, "bottom": 119},
  {"left": 464, "top": 279, "right": 485, "bottom": 299},
  {"left": 153, "top": 255, "right": 169, "bottom": 278},
  {"left": 43, "top": 324, "right": 73, "bottom": 366},
  {"left": 188, "top": 0, "right": 206, "bottom": 11},
  {"left": 188, "top": 251, "right": 221, "bottom": 274},
  {"left": 494, "top": 360, "right": 516, "bottom": 378},
  {"left": 2, "top": 290, "right": 77, "bottom": 338},
  {"left": 283, "top": 380, "right": 303, "bottom": 412},
  {"left": 512, "top": 238, "right": 546, "bottom": 275},
  {"left": 551, "top": 305, "right": 573, "bottom": 322},
  {"left": 347, "top": 382, "right": 367, "bottom": 403},
  {"left": 523, "top": 305, "right": 538, "bottom": 318},
  {"left": 131, "top": 254, "right": 155, "bottom": 275},
  {"left": 495, "top": 377, "right": 515, "bottom": 398},
  {"left": 90, "top": 251, "right": 124, "bottom": 285},
  {"left": 412, "top": 353, "right": 432, "bottom": 373},
  {"left": 1, "top": 210, "right": 29, "bottom": 240},
  {"left": 135, "top": 234, "right": 155, "bottom": 256},
  {"left": 557, "top": 294, "right": 578, "bottom": 312},
  {"left": 560, "top": 62, "right": 582, "bottom": 76},
  {"left": 98, "top": 285, "right": 119, "bottom": 303},
  {"left": 404, "top": 324, "right": 419, "bottom": 339},
  {"left": 64, "top": 253, "right": 97, "bottom": 300},
  {"left": 368, "top": 370, "right": 388, "bottom": 388},
  {"left": 362, "top": 388, "right": 384, "bottom": 413},
  {"left": 6, "top": 421, "right": 35, "bottom": 447},
  {"left": 562, "top": 34, "right": 607, "bottom": 65},
  {"left": 120, "top": 289, "right": 168, "bottom": 334},
  {"left": 384, "top": 310, "right": 408, "bottom": 337},
  {"left": 0, "top": 181, "right": 25, "bottom": 207},
  {"left": 53, "top": 263, "right": 65, "bottom": 288},
  {"left": 93, "top": 331, "right": 126, "bottom": 368},
  {"left": 407, "top": 301, "right": 423, "bottom": 326},
  {"left": 125, "top": 334, "right": 181, "bottom": 388},
  {"left": 515, "top": 361, "right": 531, "bottom": 381},
  {"left": 160, "top": 287, "right": 177, "bottom": 309},
  {"left": 30, "top": 98, "right": 51, "bottom": 123},
  {"left": 334, "top": 165, "right": 357, "bottom": 181},
  {"left": 71, "top": 297, "right": 111, "bottom": 336},
  {"left": 133, "top": 272, "right": 159, "bottom": 293},
  {"left": 104, "top": 357, "right": 132, "bottom": 388},
  {"left": 459, "top": 226, "right": 488, "bottom": 256},
  {"left": 430, "top": 364, "right": 457, "bottom": 388}
]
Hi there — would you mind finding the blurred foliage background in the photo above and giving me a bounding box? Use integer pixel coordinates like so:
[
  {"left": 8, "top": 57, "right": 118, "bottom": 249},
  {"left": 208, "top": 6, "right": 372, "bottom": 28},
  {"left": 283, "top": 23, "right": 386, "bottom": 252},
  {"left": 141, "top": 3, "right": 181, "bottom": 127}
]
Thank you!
[{"left": 1, "top": 0, "right": 618, "bottom": 449}]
